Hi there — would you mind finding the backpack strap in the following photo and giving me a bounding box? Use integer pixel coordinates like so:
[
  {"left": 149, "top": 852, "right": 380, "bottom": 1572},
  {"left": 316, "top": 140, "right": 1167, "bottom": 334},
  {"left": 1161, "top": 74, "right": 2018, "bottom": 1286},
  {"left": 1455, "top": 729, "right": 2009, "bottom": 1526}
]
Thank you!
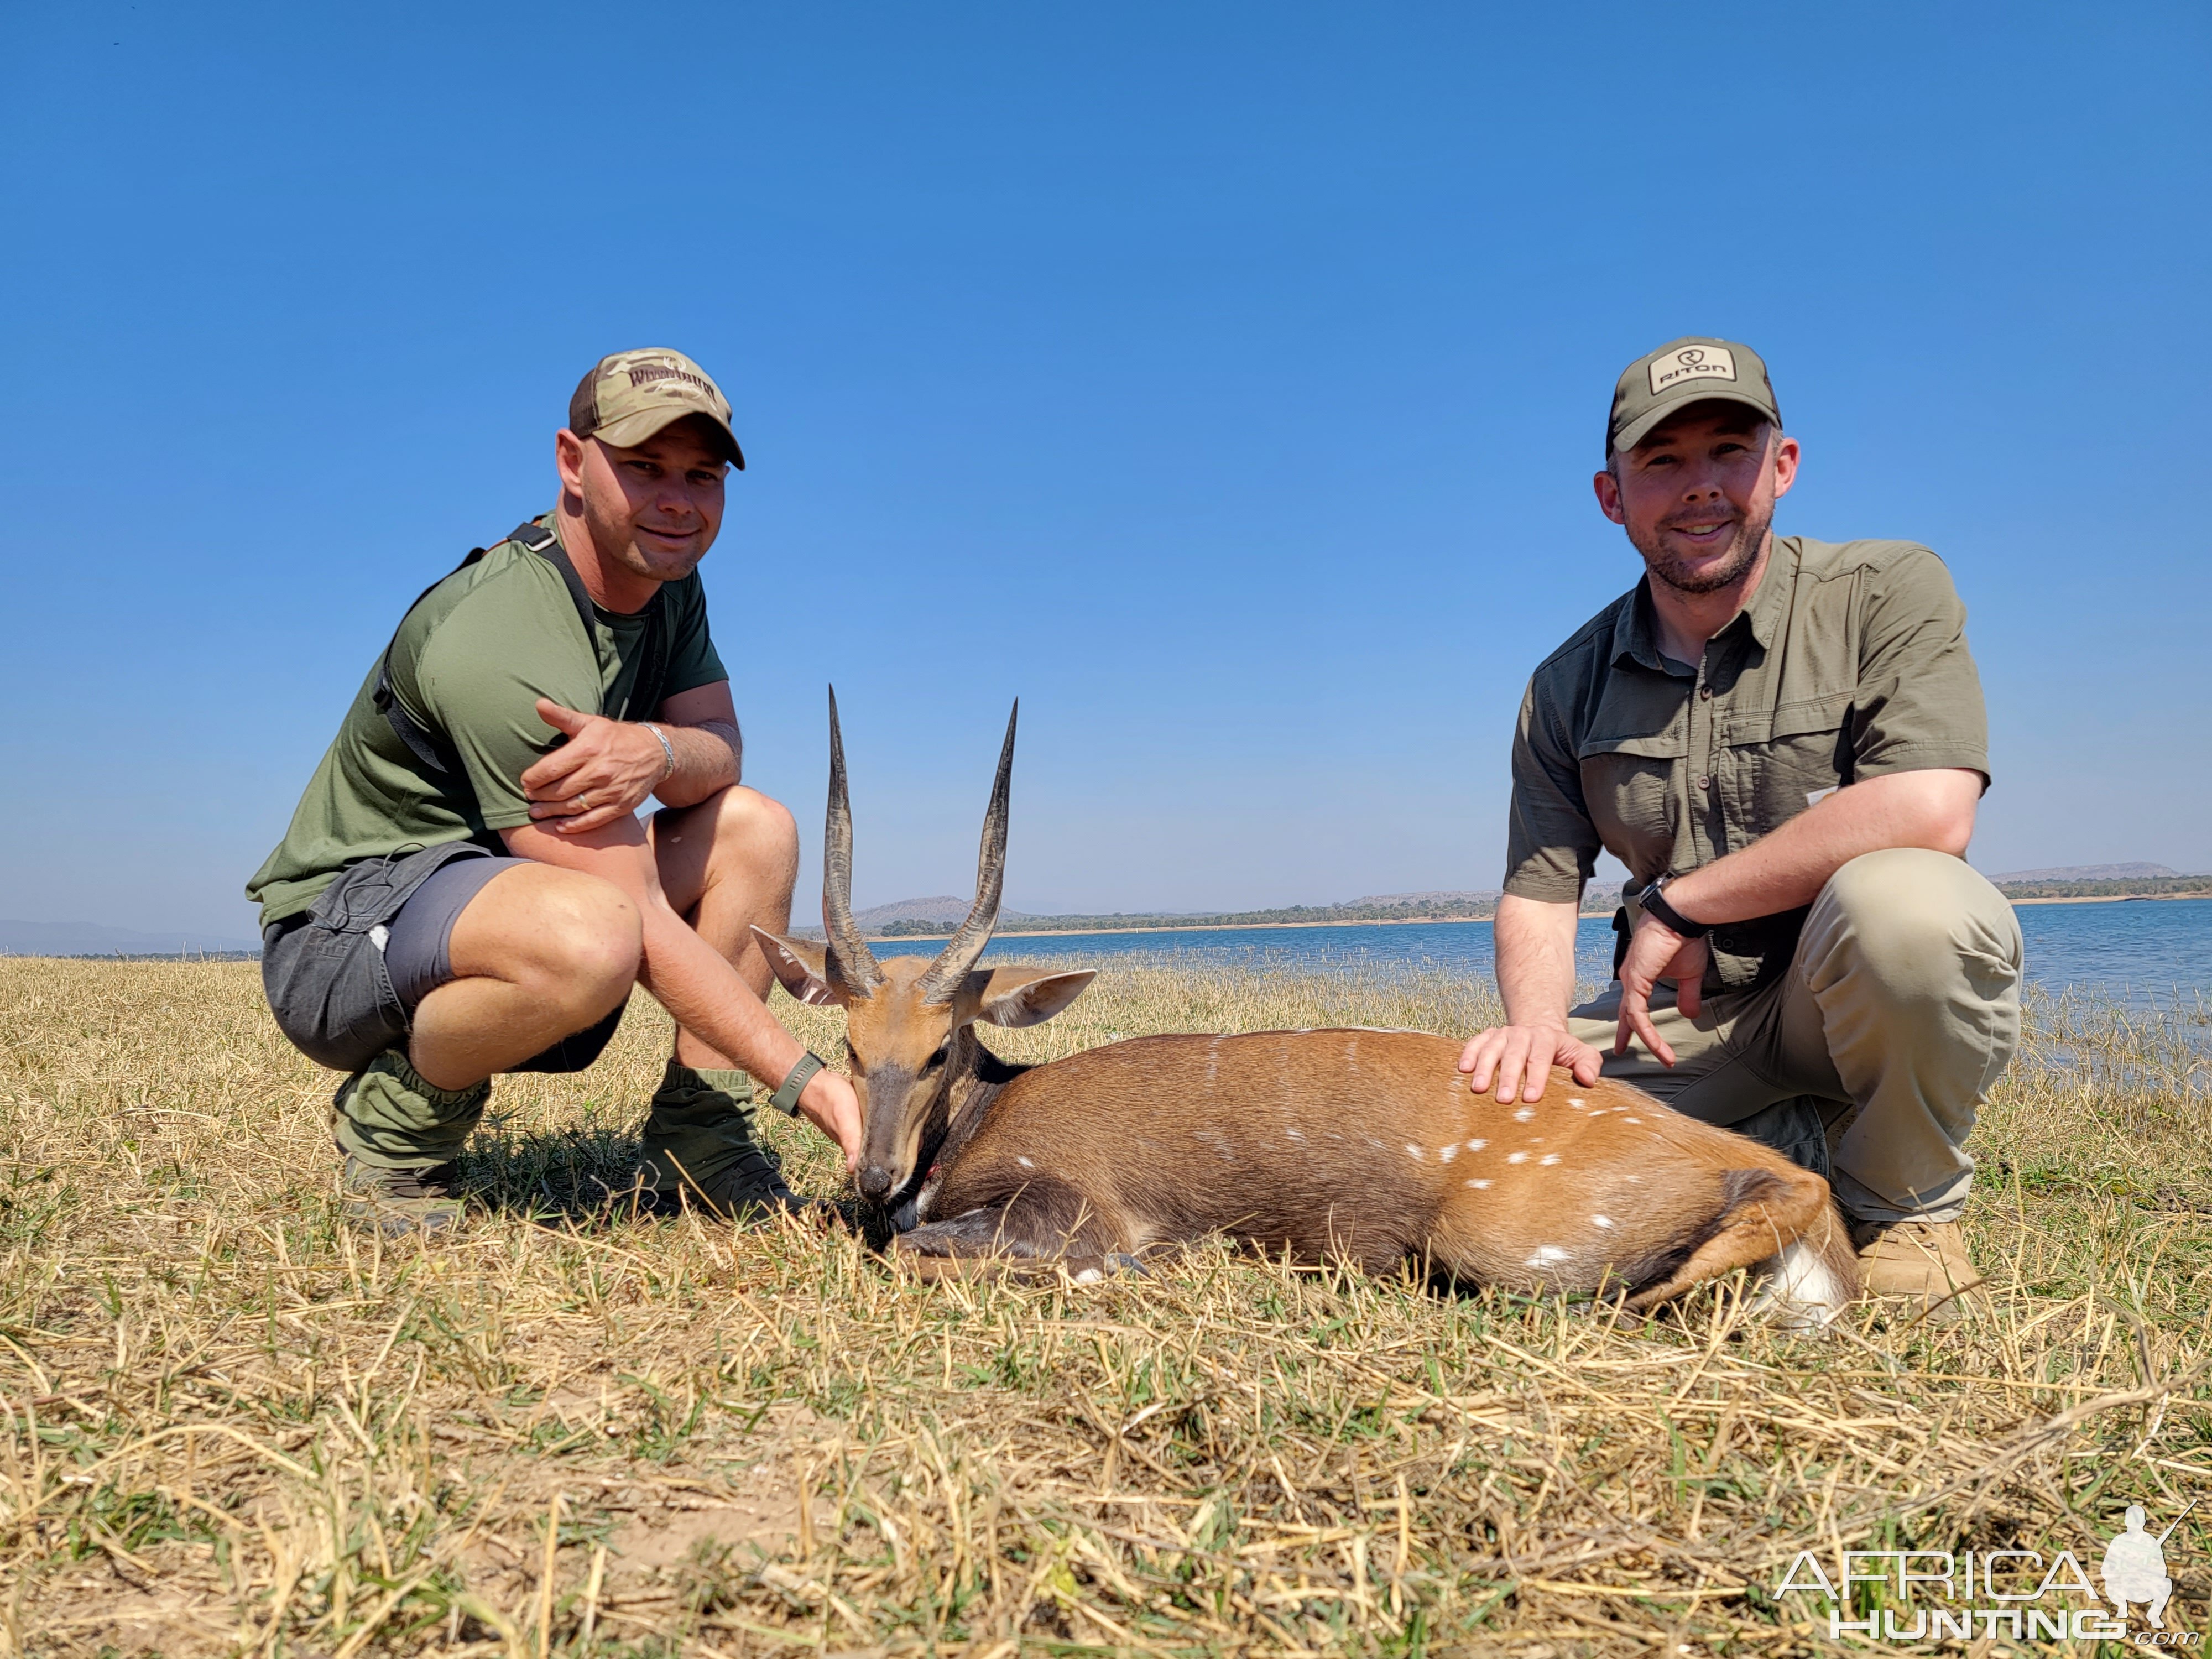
[
  {"left": 518, "top": 521, "right": 670, "bottom": 722},
  {"left": 372, "top": 546, "right": 493, "bottom": 777},
  {"left": 373, "top": 520, "right": 671, "bottom": 781}
]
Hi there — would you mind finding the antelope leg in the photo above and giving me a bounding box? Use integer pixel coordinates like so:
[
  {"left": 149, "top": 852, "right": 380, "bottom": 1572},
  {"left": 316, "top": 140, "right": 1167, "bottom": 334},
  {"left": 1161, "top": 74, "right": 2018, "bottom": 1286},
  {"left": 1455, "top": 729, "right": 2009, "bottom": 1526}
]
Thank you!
[{"left": 891, "top": 1177, "right": 1126, "bottom": 1281}]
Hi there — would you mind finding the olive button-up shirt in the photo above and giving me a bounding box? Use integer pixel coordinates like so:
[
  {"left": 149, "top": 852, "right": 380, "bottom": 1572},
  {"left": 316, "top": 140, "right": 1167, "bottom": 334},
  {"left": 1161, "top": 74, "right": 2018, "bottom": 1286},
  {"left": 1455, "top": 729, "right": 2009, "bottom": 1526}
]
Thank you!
[{"left": 1504, "top": 537, "right": 1990, "bottom": 990}]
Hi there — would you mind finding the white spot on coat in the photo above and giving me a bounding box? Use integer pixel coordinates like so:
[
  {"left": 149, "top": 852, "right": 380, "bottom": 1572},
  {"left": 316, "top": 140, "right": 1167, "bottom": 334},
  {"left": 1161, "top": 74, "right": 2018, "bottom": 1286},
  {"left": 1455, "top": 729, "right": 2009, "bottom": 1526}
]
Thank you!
[
  {"left": 1513, "top": 1107, "right": 1535, "bottom": 1122},
  {"left": 1507, "top": 1152, "right": 1528, "bottom": 1165},
  {"left": 1286, "top": 1126, "right": 1305, "bottom": 1141},
  {"left": 1465, "top": 1178, "right": 1491, "bottom": 1190},
  {"left": 1540, "top": 1154, "right": 1562, "bottom": 1166},
  {"left": 1017, "top": 1155, "right": 1034, "bottom": 1168},
  {"left": 1465, "top": 1138, "right": 1488, "bottom": 1151},
  {"left": 1592, "top": 1214, "right": 1614, "bottom": 1229},
  {"left": 1438, "top": 1143, "right": 1458, "bottom": 1162},
  {"left": 1624, "top": 1116, "right": 1642, "bottom": 1124},
  {"left": 1404, "top": 1143, "right": 1424, "bottom": 1160},
  {"left": 1568, "top": 1098, "right": 1586, "bottom": 1109},
  {"left": 1524, "top": 1245, "right": 1570, "bottom": 1269}
]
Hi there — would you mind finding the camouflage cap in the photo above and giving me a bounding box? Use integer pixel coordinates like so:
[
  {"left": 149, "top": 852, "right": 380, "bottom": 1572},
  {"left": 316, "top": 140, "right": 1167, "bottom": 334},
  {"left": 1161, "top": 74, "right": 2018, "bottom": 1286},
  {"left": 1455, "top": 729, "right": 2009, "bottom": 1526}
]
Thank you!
[
  {"left": 1607, "top": 337, "right": 1780, "bottom": 456},
  {"left": 568, "top": 348, "right": 745, "bottom": 469}
]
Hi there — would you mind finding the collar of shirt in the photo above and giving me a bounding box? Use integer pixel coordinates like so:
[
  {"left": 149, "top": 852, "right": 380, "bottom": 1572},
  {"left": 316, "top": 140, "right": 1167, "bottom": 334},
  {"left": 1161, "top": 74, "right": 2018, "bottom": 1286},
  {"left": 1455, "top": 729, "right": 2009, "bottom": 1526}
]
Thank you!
[{"left": 1608, "top": 536, "right": 1801, "bottom": 676}]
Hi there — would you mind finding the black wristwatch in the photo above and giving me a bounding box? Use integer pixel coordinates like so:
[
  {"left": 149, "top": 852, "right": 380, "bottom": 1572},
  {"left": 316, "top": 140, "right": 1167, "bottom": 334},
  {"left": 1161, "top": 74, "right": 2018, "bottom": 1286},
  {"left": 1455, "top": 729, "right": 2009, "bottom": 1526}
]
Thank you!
[{"left": 1639, "top": 874, "right": 1710, "bottom": 940}]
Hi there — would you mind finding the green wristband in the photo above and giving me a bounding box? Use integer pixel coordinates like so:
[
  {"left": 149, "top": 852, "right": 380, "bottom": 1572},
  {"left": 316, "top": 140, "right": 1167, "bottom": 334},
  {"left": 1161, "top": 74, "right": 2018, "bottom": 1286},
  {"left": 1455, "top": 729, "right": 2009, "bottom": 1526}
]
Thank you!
[{"left": 769, "top": 1051, "right": 826, "bottom": 1117}]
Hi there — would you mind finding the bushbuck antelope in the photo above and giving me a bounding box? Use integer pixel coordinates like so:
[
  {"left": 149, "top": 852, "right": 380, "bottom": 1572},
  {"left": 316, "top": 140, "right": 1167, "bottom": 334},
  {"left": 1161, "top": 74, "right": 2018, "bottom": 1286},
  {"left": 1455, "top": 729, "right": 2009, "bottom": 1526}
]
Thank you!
[{"left": 753, "top": 693, "right": 1859, "bottom": 1325}]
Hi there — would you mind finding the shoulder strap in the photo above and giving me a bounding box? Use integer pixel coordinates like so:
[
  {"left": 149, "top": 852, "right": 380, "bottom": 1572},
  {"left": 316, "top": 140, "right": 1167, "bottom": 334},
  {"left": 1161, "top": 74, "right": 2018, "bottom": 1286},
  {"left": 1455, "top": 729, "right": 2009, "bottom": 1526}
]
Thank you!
[
  {"left": 375, "top": 519, "right": 673, "bottom": 782},
  {"left": 519, "top": 520, "right": 670, "bottom": 722},
  {"left": 372, "top": 541, "right": 500, "bottom": 777}
]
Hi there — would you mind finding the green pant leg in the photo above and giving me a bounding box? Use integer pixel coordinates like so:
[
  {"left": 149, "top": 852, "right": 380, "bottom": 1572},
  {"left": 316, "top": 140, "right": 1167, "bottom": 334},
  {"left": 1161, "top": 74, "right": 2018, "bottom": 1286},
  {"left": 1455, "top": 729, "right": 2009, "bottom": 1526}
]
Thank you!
[
  {"left": 1793, "top": 848, "right": 2023, "bottom": 1225},
  {"left": 638, "top": 1060, "right": 797, "bottom": 1214},
  {"left": 332, "top": 1048, "right": 491, "bottom": 1171}
]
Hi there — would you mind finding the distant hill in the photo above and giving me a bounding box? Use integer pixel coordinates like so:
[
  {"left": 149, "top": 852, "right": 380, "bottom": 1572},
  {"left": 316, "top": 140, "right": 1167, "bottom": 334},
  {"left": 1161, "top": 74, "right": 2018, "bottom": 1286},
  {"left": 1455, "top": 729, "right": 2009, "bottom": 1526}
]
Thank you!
[
  {"left": 1989, "top": 862, "right": 2180, "bottom": 883},
  {"left": 0, "top": 919, "right": 262, "bottom": 957}
]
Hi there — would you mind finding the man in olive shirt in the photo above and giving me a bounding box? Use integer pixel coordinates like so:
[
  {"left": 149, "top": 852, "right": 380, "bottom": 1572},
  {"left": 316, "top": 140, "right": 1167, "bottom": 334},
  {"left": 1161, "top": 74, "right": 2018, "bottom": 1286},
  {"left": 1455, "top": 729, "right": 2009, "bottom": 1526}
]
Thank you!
[
  {"left": 1457, "top": 337, "right": 2023, "bottom": 1317},
  {"left": 249, "top": 349, "right": 862, "bottom": 1231}
]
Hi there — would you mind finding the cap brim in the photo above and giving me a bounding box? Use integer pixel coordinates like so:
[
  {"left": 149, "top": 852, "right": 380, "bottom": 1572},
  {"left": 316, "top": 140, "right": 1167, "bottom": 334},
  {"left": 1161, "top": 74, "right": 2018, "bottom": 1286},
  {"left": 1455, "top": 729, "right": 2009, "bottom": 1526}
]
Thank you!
[
  {"left": 1612, "top": 390, "right": 1777, "bottom": 455},
  {"left": 590, "top": 408, "right": 746, "bottom": 469}
]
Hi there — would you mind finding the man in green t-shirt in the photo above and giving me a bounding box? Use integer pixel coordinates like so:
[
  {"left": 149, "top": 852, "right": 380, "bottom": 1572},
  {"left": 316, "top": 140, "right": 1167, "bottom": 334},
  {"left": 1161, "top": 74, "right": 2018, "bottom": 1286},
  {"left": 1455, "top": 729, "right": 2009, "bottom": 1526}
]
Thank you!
[
  {"left": 1455, "top": 337, "right": 2024, "bottom": 1321},
  {"left": 249, "top": 348, "right": 862, "bottom": 1232}
]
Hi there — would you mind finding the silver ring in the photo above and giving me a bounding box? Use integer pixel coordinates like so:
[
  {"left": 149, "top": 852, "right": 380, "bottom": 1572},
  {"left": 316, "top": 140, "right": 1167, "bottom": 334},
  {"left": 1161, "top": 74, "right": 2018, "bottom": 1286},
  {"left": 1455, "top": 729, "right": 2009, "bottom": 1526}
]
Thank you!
[{"left": 575, "top": 792, "right": 590, "bottom": 811}]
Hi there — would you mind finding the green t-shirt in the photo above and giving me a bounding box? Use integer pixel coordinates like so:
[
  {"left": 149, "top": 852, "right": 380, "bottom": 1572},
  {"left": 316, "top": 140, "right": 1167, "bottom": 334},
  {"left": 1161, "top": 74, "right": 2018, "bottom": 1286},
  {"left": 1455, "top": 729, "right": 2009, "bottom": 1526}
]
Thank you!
[{"left": 247, "top": 518, "right": 727, "bottom": 925}]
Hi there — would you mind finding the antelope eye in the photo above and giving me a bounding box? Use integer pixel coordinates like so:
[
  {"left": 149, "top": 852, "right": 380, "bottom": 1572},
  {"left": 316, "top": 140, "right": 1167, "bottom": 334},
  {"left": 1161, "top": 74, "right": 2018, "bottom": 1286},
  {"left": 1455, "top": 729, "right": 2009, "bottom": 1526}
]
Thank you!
[{"left": 920, "top": 1041, "right": 951, "bottom": 1073}]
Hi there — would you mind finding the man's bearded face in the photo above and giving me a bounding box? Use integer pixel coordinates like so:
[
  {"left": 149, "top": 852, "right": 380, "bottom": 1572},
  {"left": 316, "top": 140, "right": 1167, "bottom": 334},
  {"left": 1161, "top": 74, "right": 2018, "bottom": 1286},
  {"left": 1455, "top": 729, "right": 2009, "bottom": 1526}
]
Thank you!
[{"left": 1603, "top": 406, "right": 1785, "bottom": 599}]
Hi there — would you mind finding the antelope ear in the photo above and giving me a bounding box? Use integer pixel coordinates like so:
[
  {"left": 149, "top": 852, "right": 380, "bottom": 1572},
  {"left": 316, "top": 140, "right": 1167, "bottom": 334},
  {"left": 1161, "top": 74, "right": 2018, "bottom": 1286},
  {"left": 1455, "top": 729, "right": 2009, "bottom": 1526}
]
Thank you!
[
  {"left": 750, "top": 927, "right": 842, "bottom": 1006},
  {"left": 971, "top": 966, "right": 1097, "bottom": 1028}
]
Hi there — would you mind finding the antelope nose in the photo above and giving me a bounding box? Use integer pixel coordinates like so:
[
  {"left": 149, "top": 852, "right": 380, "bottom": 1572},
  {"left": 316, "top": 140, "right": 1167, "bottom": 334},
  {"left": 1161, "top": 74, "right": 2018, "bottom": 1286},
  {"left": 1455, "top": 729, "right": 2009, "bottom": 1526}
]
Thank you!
[{"left": 859, "top": 1165, "right": 895, "bottom": 1202}]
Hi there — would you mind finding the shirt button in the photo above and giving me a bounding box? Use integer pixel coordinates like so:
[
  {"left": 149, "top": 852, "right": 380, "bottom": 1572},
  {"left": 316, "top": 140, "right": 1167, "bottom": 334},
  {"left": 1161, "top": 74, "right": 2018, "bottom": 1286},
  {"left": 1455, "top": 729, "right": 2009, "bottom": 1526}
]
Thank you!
[
  {"left": 1700, "top": 686, "right": 1713, "bottom": 700},
  {"left": 1697, "top": 774, "right": 1712, "bottom": 790}
]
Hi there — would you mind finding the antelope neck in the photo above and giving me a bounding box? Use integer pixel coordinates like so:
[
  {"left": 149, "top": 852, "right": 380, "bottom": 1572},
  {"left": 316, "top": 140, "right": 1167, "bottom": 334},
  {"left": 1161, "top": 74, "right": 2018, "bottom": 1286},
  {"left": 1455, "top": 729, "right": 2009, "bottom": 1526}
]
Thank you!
[{"left": 923, "top": 1030, "right": 1030, "bottom": 1177}]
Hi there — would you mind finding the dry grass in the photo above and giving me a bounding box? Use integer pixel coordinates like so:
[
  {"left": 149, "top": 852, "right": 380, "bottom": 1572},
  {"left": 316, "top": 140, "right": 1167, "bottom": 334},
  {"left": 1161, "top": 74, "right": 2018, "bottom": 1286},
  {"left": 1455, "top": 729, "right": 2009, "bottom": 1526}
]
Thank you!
[{"left": 0, "top": 956, "right": 2206, "bottom": 1657}]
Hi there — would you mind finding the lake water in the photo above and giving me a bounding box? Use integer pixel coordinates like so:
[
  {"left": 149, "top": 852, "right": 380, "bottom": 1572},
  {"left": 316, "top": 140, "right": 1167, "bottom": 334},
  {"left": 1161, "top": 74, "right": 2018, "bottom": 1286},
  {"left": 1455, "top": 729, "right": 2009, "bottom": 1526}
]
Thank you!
[{"left": 941, "top": 897, "right": 2212, "bottom": 1004}]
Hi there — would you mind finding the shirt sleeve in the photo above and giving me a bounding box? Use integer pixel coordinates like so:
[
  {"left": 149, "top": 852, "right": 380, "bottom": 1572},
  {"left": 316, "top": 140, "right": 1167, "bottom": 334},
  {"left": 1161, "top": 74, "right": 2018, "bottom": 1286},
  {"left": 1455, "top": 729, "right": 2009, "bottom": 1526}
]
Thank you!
[
  {"left": 657, "top": 573, "right": 729, "bottom": 703},
  {"left": 1503, "top": 677, "right": 1602, "bottom": 902},
  {"left": 1850, "top": 546, "right": 1990, "bottom": 787},
  {"left": 414, "top": 598, "right": 602, "bottom": 831}
]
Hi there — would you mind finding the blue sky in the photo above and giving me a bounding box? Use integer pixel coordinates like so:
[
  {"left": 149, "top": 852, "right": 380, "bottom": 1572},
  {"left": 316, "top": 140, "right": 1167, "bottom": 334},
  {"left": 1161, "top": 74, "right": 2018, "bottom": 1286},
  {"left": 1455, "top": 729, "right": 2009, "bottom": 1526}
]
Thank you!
[{"left": 4, "top": 2, "right": 2207, "bottom": 939}]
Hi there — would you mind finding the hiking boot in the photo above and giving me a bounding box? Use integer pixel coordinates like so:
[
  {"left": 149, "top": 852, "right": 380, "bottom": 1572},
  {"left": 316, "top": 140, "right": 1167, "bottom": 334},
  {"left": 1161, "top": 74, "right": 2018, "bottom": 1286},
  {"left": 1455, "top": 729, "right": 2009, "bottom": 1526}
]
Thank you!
[
  {"left": 1851, "top": 1219, "right": 1986, "bottom": 1323},
  {"left": 342, "top": 1157, "right": 463, "bottom": 1237},
  {"left": 637, "top": 1061, "right": 806, "bottom": 1224}
]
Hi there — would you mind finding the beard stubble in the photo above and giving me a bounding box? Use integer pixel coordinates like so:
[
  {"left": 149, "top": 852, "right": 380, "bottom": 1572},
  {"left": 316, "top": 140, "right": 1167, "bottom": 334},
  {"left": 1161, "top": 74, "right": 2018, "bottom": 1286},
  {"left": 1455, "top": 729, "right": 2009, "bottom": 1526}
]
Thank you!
[{"left": 1632, "top": 507, "right": 1773, "bottom": 597}]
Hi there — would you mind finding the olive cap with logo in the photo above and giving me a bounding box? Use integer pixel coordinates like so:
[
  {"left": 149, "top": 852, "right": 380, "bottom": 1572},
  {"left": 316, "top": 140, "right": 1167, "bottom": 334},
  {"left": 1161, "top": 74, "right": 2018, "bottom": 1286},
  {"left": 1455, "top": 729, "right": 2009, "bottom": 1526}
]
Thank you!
[
  {"left": 568, "top": 348, "right": 745, "bottom": 469},
  {"left": 1606, "top": 336, "right": 1780, "bottom": 456}
]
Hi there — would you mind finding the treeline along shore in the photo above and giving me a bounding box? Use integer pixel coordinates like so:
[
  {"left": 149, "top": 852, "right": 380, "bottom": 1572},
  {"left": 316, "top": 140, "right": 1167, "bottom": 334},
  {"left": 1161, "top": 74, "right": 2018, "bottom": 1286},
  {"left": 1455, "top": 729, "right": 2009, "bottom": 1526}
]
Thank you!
[
  {"left": 833, "top": 874, "right": 2212, "bottom": 943},
  {"left": 863, "top": 887, "right": 1620, "bottom": 938}
]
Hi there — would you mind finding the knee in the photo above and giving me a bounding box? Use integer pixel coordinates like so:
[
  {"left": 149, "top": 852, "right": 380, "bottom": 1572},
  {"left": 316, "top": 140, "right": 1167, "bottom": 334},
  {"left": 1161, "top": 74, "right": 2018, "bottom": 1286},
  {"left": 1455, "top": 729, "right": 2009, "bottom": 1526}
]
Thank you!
[
  {"left": 705, "top": 786, "right": 800, "bottom": 885},
  {"left": 528, "top": 874, "right": 643, "bottom": 1012},
  {"left": 1809, "top": 849, "right": 2021, "bottom": 1001}
]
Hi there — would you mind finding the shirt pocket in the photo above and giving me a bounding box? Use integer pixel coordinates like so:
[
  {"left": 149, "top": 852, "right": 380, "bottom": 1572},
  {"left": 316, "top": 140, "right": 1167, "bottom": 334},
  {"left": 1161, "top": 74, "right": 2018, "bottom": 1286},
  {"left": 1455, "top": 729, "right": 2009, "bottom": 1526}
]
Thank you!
[
  {"left": 1577, "top": 731, "right": 1685, "bottom": 874},
  {"left": 1723, "top": 690, "right": 1853, "bottom": 839}
]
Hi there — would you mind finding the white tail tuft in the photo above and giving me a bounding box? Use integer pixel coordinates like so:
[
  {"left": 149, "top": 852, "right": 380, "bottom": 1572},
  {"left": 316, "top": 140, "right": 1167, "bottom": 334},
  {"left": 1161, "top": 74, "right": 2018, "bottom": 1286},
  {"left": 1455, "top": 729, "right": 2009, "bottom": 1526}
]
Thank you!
[{"left": 1748, "top": 1238, "right": 1853, "bottom": 1332}]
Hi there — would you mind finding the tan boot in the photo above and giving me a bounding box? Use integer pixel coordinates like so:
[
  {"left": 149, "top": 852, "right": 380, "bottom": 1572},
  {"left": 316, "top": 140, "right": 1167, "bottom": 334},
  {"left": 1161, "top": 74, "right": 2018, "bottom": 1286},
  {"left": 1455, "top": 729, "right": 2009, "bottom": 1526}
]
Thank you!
[{"left": 1851, "top": 1220, "right": 1986, "bottom": 1323}]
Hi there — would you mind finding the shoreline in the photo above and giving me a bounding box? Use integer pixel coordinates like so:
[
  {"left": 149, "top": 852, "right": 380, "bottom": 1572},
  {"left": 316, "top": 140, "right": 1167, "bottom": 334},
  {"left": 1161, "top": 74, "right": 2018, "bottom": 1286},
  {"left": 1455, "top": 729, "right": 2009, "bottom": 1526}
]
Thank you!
[
  {"left": 858, "top": 890, "right": 2211, "bottom": 945},
  {"left": 2005, "top": 891, "right": 2212, "bottom": 907}
]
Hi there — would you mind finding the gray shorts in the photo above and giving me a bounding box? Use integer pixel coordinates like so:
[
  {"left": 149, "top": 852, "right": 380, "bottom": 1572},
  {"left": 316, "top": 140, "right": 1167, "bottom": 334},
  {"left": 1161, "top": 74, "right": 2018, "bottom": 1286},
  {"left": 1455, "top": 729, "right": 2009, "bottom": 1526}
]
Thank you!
[{"left": 262, "top": 842, "right": 624, "bottom": 1076}]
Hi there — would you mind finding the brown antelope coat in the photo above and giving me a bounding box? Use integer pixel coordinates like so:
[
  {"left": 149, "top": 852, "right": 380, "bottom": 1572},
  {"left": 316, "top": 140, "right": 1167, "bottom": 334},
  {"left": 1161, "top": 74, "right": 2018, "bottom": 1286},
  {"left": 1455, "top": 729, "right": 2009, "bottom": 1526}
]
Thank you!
[{"left": 759, "top": 694, "right": 1859, "bottom": 1324}]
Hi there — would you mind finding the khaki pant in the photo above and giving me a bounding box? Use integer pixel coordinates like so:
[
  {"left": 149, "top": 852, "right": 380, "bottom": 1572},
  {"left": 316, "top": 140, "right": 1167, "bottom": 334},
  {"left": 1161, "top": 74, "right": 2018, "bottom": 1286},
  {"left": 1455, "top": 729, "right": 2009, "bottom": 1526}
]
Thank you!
[{"left": 1567, "top": 849, "right": 2023, "bottom": 1224}]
